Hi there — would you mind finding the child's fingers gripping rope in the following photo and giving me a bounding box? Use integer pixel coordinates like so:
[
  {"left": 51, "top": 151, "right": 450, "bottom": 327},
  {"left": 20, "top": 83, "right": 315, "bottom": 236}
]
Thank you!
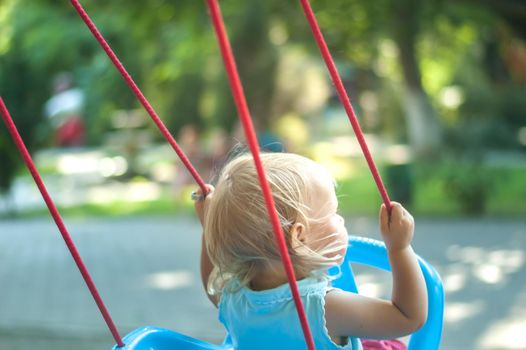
[
  {"left": 379, "top": 204, "right": 389, "bottom": 234},
  {"left": 192, "top": 184, "right": 214, "bottom": 202},
  {"left": 193, "top": 184, "right": 214, "bottom": 226},
  {"left": 379, "top": 202, "right": 415, "bottom": 252}
]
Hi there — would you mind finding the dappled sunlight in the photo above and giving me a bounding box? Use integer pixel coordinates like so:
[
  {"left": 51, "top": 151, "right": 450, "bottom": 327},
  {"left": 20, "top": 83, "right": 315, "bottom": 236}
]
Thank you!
[
  {"left": 478, "top": 321, "right": 526, "bottom": 350},
  {"left": 374, "top": 39, "right": 400, "bottom": 80},
  {"left": 444, "top": 301, "right": 485, "bottom": 324},
  {"left": 310, "top": 135, "right": 384, "bottom": 181},
  {"left": 357, "top": 282, "right": 383, "bottom": 299},
  {"left": 331, "top": 136, "right": 363, "bottom": 158},
  {"left": 87, "top": 181, "right": 161, "bottom": 204},
  {"left": 355, "top": 272, "right": 389, "bottom": 299},
  {"left": 312, "top": 142, "right": 355, "bottom": 180},
  {"left": 0, "top": 2, "right": 14, "bottom": 55},
  {"left": 57, "top": 152, "right": 129, "bottom": 178},
  {"left": 57, "top": 152, "right": 103, "bottom": 175},
  {"left": 446, "top": 245, "right": 524, "bottom": 285},
  {"left": 275, "top": 113, "right": 309, "bottom": 150},
  {"left": 442, "top": 265, "right": 468, "bottom": 293},
  {"left": 487, "top": 249, "right": 525, "bottom": 274},
  {"left": 439, "top": 241, "right": 526, "bottom": 347},
  {"left": 474, "top": 264, "right": 504, "bottom": 285},
  {"left": 146, "top": 270, "right": 194, "bottom": 291},
  {"left": 98, "top": 156, "right": 128, "bottom": 177},
  {"left": 269, "top": 22, "right": 288, "bottom": 46},
  {"left": 440, "top": 86, "right": 464, "bottom": 110},
  {"left": 384, "top": 145, "right": 412, "bottom": 165},
  {"left": 477, "top": 291, "right": 526, "bottom": 350},
  {"left": 274, "top": 47, "right": 329, "bottom": 115},
  {"left": 150, "top": 162, "right": 177, "bottom": 183}
]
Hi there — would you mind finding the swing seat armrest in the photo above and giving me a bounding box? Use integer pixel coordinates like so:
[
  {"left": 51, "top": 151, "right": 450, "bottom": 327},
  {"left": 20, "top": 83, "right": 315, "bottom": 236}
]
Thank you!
[{"left": 331, "top": 236, "right": 444, "bottom": 350}]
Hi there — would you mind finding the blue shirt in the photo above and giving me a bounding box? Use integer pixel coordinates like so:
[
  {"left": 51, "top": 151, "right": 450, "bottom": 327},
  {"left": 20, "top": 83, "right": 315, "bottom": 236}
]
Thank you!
[{"left": 218, "top": 277, "right": 362, "bottom": 350}]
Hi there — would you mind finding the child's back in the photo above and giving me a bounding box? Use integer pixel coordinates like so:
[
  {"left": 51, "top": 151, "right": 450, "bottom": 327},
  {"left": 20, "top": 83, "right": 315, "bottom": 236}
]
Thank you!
[
  {"left": 194, "top": 152, "right": 427, "bottom": 350},
  {"left": 220, "top": 277, "right": 361, "bottom": 350}
]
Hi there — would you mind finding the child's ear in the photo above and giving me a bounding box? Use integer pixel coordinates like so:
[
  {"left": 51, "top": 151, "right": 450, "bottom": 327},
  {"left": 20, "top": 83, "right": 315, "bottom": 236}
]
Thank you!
[{"left": 290, "top": 222, "right": 307, "bottom": 247}]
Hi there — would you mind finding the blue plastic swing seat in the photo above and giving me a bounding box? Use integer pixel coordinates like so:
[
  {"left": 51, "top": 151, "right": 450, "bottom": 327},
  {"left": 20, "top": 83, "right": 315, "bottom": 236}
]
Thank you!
[{"left": 113, "top": 236, "right": 444, "bottom": 350}]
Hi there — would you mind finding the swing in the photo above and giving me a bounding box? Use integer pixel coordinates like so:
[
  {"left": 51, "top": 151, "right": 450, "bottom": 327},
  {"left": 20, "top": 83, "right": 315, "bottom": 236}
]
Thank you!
[
  {"left": 0, "top": 0, "right": 444, "bottom": 349},
  {"left": 109, "top": 236, "right": 444, "bottom": 350}
]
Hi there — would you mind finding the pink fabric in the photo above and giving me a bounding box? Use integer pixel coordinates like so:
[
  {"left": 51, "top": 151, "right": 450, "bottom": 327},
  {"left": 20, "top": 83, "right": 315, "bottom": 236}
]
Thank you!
[
  {"left": 362, "top": 339, "right": 407, "bottom": 350},
  {"left": 56, "top": 115, "right": 85, "bottom": 146}
]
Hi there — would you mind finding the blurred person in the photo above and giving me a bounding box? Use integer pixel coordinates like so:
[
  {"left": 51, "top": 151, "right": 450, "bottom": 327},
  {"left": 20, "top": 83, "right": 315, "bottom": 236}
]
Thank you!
[
  {"left": 232, "top": 120, "right": 286, "bottom": 153},
  {"left": 206, "top": 128, "right": 231, "bottom": 179},
  {"left": 44, "top": 72, "right": 86, "bottom": 147},
  {"left": 173, "top": 124, "right": 206, "bottom": 196},
  {"left": 193, "top": 152, "right": 427, "bottom": 350}
]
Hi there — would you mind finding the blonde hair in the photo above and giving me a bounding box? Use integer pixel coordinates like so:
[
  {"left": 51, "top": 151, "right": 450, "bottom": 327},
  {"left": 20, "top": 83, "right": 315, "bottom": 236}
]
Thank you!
[{"left": 204, "top": 152, "right": 345, "bottom": 293}]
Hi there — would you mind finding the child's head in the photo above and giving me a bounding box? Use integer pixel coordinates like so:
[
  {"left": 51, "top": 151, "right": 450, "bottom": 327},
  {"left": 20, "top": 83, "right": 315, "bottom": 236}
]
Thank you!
[{"left": 204, "top": 152, "right": 348, "bottom": 292}]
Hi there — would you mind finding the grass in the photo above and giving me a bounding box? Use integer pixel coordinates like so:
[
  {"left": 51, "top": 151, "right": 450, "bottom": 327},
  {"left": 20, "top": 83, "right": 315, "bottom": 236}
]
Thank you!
[
  {"left": 485, "top": 167, "right": 526, "bottom": 216},
  {"left": 415, "top": 164, "right": 526, "bottom": 217},
  {"left": 14, "top": 194, "right": 193, "bottom": 220},
  {"left": 337, "top": 162, "right": 526, "bottom": 217},
  {"left": 7, "top": 163, "right": 525, "bottom": 220}
]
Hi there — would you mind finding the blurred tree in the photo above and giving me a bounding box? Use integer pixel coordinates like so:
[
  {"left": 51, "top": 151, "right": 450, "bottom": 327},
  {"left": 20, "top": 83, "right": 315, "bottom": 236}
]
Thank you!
[
  {"left": 302, "top": 0, "right": 444, "bottom": 156},
  {"left": 465, "top": 0, "right": 526, "bottom": 41},
  {"left": 211, "top": 0, "right": 278, "bottom": 133},
  {"left": 0, "top": 0, "right": 96, "bottom": 209},
  {"left": 1, "top": 0, "right": 525, "bottom": 201},
  {"left": 0, "top": 133, "right": 18, "bottom": 212},
  {"left": 390, "top": 0, "right": 443, "bottom": 156}
]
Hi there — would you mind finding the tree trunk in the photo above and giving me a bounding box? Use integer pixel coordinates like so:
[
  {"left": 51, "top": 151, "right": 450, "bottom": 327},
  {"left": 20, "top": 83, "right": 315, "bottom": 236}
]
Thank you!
[
  {"left": 403, "top": 88, "right": 442, "bottom": 155},
  {"left": 214, "top": 0, "right": 277, "bottom": 132},
  {"left": 392, "top": 0, "right": 443, "bottom": 157}
]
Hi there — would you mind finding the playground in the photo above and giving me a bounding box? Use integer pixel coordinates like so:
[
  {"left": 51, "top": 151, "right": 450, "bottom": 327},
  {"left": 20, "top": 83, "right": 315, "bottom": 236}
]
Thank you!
[
  {"left": 0, "top": 216, "right": 525, "bottom": 350},
  {"left": 1, "top": 0, "right": 525, "bottom": 349}
]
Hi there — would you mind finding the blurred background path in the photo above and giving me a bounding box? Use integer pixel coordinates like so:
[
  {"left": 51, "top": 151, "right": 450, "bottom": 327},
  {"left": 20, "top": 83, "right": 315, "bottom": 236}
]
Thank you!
[{"left": 1, "top": 216, "right": 524, "bottom": 350}]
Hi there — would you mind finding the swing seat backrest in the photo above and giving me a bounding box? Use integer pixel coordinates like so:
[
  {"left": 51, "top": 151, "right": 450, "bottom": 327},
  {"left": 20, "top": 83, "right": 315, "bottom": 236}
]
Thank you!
[{"left": 113, "top": 236, "right": 444, "bottom": 350}]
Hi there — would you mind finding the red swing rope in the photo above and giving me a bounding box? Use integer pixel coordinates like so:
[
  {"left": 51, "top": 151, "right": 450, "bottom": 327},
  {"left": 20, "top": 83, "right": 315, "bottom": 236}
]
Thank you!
[
  {"left": 0, "top": 97, "right": 125, "bottom": 348},
  {"left": 2, "top": 2, "right": 390, "bottom": 349},
  {"left": 69, "top": 1, "right": 312, "bottom": 348},
  {"left": 69, "top": 0, "right": 208, "bottom": 195},
  {"left": 205, "top": 1, "right": 316, "bottom": 350},
  {"left": 299, "top": 0, "right": 392, "bottom": 211}
]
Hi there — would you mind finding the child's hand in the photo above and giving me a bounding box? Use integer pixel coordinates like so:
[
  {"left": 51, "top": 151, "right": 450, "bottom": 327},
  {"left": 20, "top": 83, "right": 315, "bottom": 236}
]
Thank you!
[
  {"left": 193, "top": 184, "right": 214, "bottom": 226},
  {"left": 379, "top": 202, "right": 414, "bottom": 253}
]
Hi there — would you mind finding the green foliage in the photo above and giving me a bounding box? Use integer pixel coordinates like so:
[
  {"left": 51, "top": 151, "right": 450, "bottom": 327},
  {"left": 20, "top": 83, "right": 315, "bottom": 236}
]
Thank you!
[
  {"left": 1, "top": 0, "right": 525, "bottom": 209},
  {"left": 15, "top": 161, "right": 522, "bottom": 219},
  {"left": 16, "top": 193, "right": 189, "bottom": 219},
  {"left": 415, "top": 162, "right": 525, "bottom": 216},
  {"left": 443, "top": 162, "right": 491, "bottom": 215},
  {"left": 0, "top": 134, "right": 18, "bottom": 194}
]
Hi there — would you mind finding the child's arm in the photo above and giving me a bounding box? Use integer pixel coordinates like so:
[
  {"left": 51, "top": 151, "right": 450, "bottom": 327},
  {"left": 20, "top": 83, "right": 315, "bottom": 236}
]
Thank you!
[
  {"left": 194, "top": 185, "right": 219, "bottom": 307},
  {"left": 325, "top": 202, "right": 428, "bottom": 339}
]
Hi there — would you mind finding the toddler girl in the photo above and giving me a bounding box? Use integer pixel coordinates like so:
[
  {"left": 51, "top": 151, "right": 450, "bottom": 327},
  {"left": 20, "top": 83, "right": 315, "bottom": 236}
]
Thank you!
[{"left": 194, "top": 152, "right": 427, "bottom": 350}]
